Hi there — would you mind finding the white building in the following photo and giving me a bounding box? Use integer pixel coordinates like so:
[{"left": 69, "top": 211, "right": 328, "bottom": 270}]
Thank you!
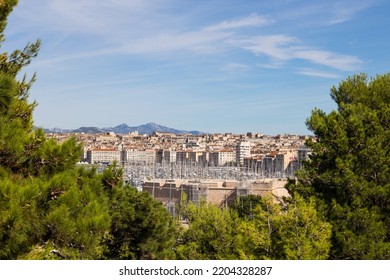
[
  {"left": 209, "top": 149, "right": 236, "bottom": 166},
  {"left": 236, "top": 141, "right": 251, "bottom": 166},
  {"left": 122, "top": 149, "right": 156, "bottom": 165},
  {"left": 86, "top": 148, "right": 121, "bottom": 164}
]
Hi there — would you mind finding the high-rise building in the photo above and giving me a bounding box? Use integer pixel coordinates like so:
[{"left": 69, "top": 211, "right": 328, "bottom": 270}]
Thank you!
[{"left": 236, "top": 141, "right": 251, "bottom": 166}]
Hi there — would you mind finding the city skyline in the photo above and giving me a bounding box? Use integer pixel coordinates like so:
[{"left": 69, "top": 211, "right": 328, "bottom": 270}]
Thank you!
[{"left": 3, "top": 0, "right": 390, "bottom": 134}]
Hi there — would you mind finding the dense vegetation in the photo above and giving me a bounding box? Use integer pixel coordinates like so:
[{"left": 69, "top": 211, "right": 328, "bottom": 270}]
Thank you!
[
  {"left": 0, "top": 0, "right": 179, "bottom": 260},
  {"left": 1, "top": 1, "right": 389, "bottom": 259},
  {"left": 287, "top": 72, "right": 390, "bottom": 259}
]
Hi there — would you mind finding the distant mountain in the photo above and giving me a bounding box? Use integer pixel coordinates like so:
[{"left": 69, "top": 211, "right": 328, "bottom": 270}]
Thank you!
[
  {"left": 110, "top": 122, "right": 204, "bottom": 135},
  {"left": 44, "top": 122, "right": 204, "bottom": 135},
  {"left": 42, "top": 127, "right": 72, "bottom": 133},
  {"left": 72, "top": 127, "right": 106, "bottom": 134}
]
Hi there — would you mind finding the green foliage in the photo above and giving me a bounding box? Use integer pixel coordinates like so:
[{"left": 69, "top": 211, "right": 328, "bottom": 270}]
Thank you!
[
  {"left": 40, "top": 169, "right": 110, "bottom": 259},
  {"left": 176, "top": 202, "right": 241, "bottom": 260},
  {"left": 101, "top": 162, "right": 124, "bottom": 191},
  {"left": 0, "top": 111, "right": 83, "bottom": 176},
  {"left": 0, "top": 175, "right": 42, "bottom": 259},
  {"left": 1, "top": 1, "right": 40, "bottom": 86},
  {"left": 0, "top": 1, "right": 40, "bottom": 128},
  {"left": 0, "top": 3, "right": 186, "bottom": 261},
  {"left": 0, "top": 168, "right": 111, "bottom": 259},
  {"left": 1, "top": 40, "right": 41, "bottom": 77},
  {"left": 289, "top": 73, "right": 390, "bottom": 259},
  {"left": 235, "top": 199, "right": 274, "bottom": 260},
  {"left": 176, "top": 194, "right": 331, "bottom": 260},
  {"left": 233, "top": 195, "right": 331, "bottom": 260},
  {"left": 329, "top": 205, "right": 390, "bottom": 259},
  {"left": 0, "top": 0, "right": 17, "bottom": 44},
  {"left": 230, "top": 194, "right": 263, "bottom": 220},
  {"left": 0, "top": 2, "right": 74, "bottom": 178},
  {"left": 0, "top": 73, "right": 16, "bottom": 112},
  {"left": 271, "top": 194, "right": 331, "bottom": 259},
  {"left": 104, "top": 186, "right": 179, "bottom": 260}
]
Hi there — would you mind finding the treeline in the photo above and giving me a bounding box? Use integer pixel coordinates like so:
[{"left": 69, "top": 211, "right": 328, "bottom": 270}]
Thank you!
[{"left": 1, "top": 1, "right": 389, "bottom": 260}]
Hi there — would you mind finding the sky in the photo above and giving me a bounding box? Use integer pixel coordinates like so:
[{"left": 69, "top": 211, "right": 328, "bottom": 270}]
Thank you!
[{"left": 2, "top": 0, "right": 390, "bottom": 135}]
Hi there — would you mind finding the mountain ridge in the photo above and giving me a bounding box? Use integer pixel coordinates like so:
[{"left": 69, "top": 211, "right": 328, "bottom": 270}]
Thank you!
[{"left": 43, "top": 122, "right": 205, "bottom": 135}]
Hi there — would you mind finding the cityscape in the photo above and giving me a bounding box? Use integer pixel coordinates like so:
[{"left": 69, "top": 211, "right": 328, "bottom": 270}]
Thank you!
[
  {"left": 2, "top": 0, "right": 389, "bottom": 268},
  {"left": 46, "top": 125, "right": 312, "bottom": 211}
]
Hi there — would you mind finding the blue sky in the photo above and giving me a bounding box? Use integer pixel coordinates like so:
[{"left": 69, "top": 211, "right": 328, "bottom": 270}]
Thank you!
[{"left": 3, "top": 0, "right": 390, "bottom": 134}]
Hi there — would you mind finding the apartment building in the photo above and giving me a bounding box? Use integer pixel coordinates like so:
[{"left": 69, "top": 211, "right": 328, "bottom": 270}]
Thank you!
[
  {"left": 122, "top": 149, "right": 156, "bottom": 165},
  {"left": 156, "top": 149, "right": 177, "bottom": 163},
  {"left": 236, "top": 141, "right": 251, "bottom": 166},
  {"left": 188, "top": 151, "right": 207, "bottom": 165},
  {"left": 209, "top": 149, "right": 236, "bottom": 166},
  {"left": 86, "top": 148, "right": 121, "bottom": 164},
  {"left": 176, "top": 150, "right": 207, "bottom": 165},
  {"left": 274, "top": 151, "right": 297, "bottom": 177}
]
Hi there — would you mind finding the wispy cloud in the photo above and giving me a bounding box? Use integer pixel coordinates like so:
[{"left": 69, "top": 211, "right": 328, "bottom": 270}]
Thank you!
[
  {"left": 7, "top": 0, "right": 369, "bottom": 103},
  {"left": 273, "top": 1, "right": 377, "bottom": 28},
  {"left": 117, "top": 30, "right": 230, "bottom": 55},
  {"left": 220, "top": 63, "right": 249, "bottom": 72},
  {"left": 8, "top": 0, "right": 364, "bottom": 74},
  {"left": 238, "top": 35, "right": 298, "bottom": 61},
  {"left": 256, "top": 63, "right": 283, "bottom": 69},
  {"left": 115, "top": 13, "right": 273, "bottom": 55},
  {"left": 204, "top": 13, "right": 273, "bottom": 32},
  {"left": 294, "top": 49, "right": 361, "bottom": 71},
  {"left": 8, "top": 0, "right": 174, "bottom": 38},
  {"left": 234, "top": 35, "right": 362, "bottom": 71},
  {"left": 298, "top": 69, "right": 341, "bottom": 78},
  {"left": 328, "top": 0, "right": 375, "bottom": 25}
]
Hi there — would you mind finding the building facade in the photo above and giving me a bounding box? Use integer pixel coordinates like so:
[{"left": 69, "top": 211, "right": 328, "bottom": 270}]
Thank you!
[
  {"left": 236, "top": 141, "right": 251, "bottom": 166},
  {"left": 86, "top": 148, "right": 121, "bottom": 164}
]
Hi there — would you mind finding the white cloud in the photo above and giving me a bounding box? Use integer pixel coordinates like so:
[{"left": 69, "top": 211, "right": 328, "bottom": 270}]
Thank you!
[
  {"left": 238, "top": 35, "right": 298, "bottom": 61},
  {"left": 328, "top": 0, "right": 375, "bottom": 25},
  {"left": 220, "top": 63, "right": 249, "bottom": 72},
  {"left": 117, "top": 14, "right": 273, "bottom": 55},
  {"left": 274, "top": 1, "right": 377, "bottom": 26},
  {"left": 234, "top": 35, "right": 362, "bottom": 71},
  {"left": 204, "top": 13, "right": 273, "bottom": 32},
  {"left": 9, "top": 0, "right": 173, "bottom": 37},
  {"left": 7, "top": 1, "right": 364, "bottom": 76},
  {"left": 294, "top": 49, "right": 362, "bottom": 71},
  {"left": 117, "top": 30, "right": 231, "bottom": 55},
  {"left": 298, "top": 69, "right": 341, "bottom": 79},
  {"left": 256, "top": 63, "right": 283, "bottom": 69}
]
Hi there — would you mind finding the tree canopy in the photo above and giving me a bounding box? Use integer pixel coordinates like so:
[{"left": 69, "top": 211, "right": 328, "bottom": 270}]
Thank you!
[
  {"left": 288, "top": 73, "right": 390, "bottom": 259},
  {"left": 0, "top": 1, "right": 180, "bottom": 260}
]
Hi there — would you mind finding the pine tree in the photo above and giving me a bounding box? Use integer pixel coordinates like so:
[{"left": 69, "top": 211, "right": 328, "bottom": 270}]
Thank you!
[
  {"left": 233, "top": 195, "right": 331, "bottom": 260},
  {"left": 288, "top": 73, "right": 390, "bottom": 259},
  {"left": 0, "top": 0, "right": 111, "bottom": 259},
  {"left": 176, "top": 201, "right": 241, "bottom": 260},
  {"left": 104, "top": 186, "right": 179, "bottom": 260},
  {"left": 0, "top": 1, "right": 183, "bottom": 260}
]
